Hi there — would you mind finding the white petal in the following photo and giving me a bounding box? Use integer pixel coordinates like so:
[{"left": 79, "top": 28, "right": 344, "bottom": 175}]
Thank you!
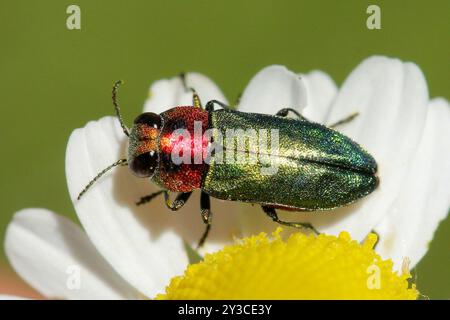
[
  {"left": 238, "top": 65, "right": 307, "bottom": 115},
  {"left": 374, "top": 98, "right": 450, "bottom": 269},
  {"left": 144, "top": 72, "right": 228, "bottom": 114},
  {"left": 4, "top": 209, "right": 136, "bottom": 300},
  {"left": 301, "top": 70, "right": 338, "bottom": 123},
  {"left": 303, "top": 56, "right": 428, "bottom": 240},
  {"left": 66, "top": 116, "right": 238, "bottom": 298}
]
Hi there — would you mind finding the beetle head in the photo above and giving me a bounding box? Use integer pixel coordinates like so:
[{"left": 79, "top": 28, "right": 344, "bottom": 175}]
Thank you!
[{"left": 128, "top": 112, "right": 163, "bottom": 179}]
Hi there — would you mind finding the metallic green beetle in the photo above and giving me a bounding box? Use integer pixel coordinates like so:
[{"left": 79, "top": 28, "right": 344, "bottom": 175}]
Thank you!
[
  {"left": 203, "top": 108, "right": 378, "bottom": 211},
  {"left": 78, "top": 81, "right": 379, "bottom": 247}
]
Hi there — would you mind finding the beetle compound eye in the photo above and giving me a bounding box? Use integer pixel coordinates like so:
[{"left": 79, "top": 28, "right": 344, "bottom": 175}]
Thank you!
[
  {"left": 134, "top": 112, "right": 162, "bottom": 129},
  {"left": 129, "top": 150, "right": 159, "bottom": 178}
]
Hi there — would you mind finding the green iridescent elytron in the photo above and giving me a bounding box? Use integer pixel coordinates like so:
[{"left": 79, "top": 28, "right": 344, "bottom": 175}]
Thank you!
[
  {"left": 78, "top": 81, "right": 379, "bottom": 248},
  {"left": 203, "top": 109, "right": 378, "bottom": 211}
]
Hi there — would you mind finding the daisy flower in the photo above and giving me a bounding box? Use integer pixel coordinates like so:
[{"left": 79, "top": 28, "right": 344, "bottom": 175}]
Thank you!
[{"left": 3, "top": 56, "right": 449, "bottom": 299}]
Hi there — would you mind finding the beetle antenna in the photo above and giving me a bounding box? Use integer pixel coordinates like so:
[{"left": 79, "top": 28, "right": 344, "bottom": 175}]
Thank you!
[
  {"left": 112, "top": 80, "right": 130, "bottom": 137},
  {"left": 77, "top": 158, "right": 128, "bottom": 200}
]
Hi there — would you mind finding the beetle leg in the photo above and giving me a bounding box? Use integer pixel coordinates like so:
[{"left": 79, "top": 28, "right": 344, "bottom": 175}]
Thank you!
[
  {"left": 179, "top": 72, "right": 202, "bottom": 108},
  {"left": 205, "top": 99, "right": 232, "bottom": 112},
  {"left": 164, "top": 191, "right": 193, "bottom": 211},
  {"left": 179, "top": 72, "right": 190, "bottom": 91},
  {"left": 197, "top": 192, "right": 213, "bottom": 248},
  {"left": 261, "top": 205, "right": 320, "bottom": 235},
  {"left": 328, "top": 112, "right": 359, "bottom": 128},
  {"left": 275, "top": 108, "right": 308, "bottom": 121},
  {"left": 136, "top": 190, "right": 165, "bottom": 206}
]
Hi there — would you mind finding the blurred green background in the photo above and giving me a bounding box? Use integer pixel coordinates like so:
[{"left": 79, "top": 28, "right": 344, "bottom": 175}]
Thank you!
[{"left": 0, "top": 0, "right": 448, "bottom": 298}]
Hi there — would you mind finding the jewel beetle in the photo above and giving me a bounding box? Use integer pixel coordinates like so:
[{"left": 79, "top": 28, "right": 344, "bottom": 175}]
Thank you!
[{"left": 78, "top": 79, "right": 379, "bottom": 247}]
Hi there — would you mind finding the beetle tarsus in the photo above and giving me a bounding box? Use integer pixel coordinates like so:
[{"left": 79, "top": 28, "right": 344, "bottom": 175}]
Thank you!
[
  {"left": 276, "top": 108, "right": 308, "bottom": 121},
  {"left": 179, "top": 72, "right": 188, "bottom": 90},
  {"left": 262, "top": 205, "right": 320, "bottom": 235},
  {"left": 298, "top": 222, "right": 320, "bottom": 235},
  {"left": 136, "top": 190, "right": 165, "bottom": 206},
  {"left": 197, "top": 224, "right": 211, "bottom": 249},
  {"left": 328, "top": 112, "right": 359, "bottom": 128},
  {"left": 197, "top": 192, "right": 213, "bottom": 248},
  {"left": 179, "top": 73, "right": 202, "bottom": 108}
]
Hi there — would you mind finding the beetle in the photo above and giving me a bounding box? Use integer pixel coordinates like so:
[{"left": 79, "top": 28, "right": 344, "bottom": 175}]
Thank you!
[{"left": 78, "top": 79, "right": 379, "bottom": 248}]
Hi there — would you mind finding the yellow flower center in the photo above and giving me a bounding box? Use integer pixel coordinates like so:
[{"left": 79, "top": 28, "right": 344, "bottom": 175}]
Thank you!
[{"left": 157, "top": 229, "right": 418, "bottom": 300}]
